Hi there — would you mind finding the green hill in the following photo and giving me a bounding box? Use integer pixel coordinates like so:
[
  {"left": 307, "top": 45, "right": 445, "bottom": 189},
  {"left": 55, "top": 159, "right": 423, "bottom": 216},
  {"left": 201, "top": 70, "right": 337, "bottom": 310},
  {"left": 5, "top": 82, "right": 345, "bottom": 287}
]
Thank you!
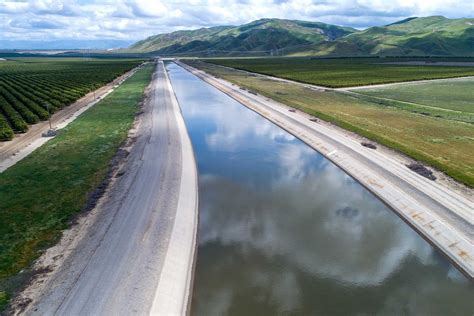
[
  {"left": 298, "top": 16, "right": 474, "bottom": 56},
  {"left": 129, "top": 19, "right": 355, "bottom": 56},
  {"left": 129, "top": 16, "right": 474, "bottom": 57}
]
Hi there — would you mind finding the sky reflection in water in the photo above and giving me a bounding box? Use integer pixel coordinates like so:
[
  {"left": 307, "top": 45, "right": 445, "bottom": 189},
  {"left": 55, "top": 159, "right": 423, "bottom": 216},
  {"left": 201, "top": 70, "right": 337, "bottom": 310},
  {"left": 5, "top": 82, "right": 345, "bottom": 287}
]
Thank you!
[{"left": 166, "top": 63, "right": 473, "bottom": 316}]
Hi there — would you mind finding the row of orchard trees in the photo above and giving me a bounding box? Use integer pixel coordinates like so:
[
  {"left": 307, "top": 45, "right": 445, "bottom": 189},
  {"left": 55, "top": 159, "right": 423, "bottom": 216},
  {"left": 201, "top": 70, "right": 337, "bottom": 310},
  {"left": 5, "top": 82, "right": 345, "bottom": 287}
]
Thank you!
[{"left": 0, "top": 59, "right": 142, "bottom": 140}]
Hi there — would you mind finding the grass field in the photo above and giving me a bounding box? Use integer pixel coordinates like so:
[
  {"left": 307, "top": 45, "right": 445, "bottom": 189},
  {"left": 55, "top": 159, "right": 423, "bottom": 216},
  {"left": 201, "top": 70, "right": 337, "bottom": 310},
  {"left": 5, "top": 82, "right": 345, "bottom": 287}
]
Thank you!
[
  {"left": 342, "top": 91, "right": 474, "bottom": 124},
  {"left": 205, "top": 57, "right": 474, "bottom": 88},
  {"left": 352, "top": 78, "right": 474, "bottom": 113},
  {"left": 186, "top": 60, "right": 474, "bottom": 187},
  {"left": 0, "top": 58, "right": 143, "bottom": 140},
  {"left": 0, "top": 63, "right": 154, "bottom": 311}
]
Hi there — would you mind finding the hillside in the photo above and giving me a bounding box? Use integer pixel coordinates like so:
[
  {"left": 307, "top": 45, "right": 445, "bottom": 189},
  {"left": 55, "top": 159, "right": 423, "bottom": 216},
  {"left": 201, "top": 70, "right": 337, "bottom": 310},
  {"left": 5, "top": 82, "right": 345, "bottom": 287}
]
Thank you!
[
  {"left": 129, "top": 19, "right": 355, "bottom": 56},
  {"left": 296, "top": 16, "right": 474, "bottom": 56},
  {"left": 129, "top": 16, "right": 474, "bottom": 57}
]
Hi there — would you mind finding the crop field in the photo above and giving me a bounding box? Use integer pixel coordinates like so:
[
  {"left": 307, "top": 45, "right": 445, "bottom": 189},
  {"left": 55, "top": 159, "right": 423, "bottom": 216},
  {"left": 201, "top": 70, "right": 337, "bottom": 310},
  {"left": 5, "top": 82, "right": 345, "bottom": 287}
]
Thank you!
[
  {"left": 205, "top": 57, "right": 474, "bottom": 88},
  {"left": 351, "top": 78, "right": 474, "bottom": 113},
  {"left": 0, "top": 63, "right": 154, "bottom": 310},
  {"left": 186, "top": 60, "right": 474, "bottom": 187},
  {"left": 0, "top": 58, "right": 143, "bottom": 140}
]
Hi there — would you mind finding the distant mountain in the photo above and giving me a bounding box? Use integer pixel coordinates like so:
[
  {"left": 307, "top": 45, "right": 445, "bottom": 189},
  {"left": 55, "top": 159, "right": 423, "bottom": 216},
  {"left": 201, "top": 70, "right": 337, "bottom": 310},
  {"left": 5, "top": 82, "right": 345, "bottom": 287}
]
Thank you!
[
  {"left": 297, "top": 16, "right": 474, "bottom": 56},
  {"left": 129, "top": 18, "right": 356, "bottom": 56},
  {"left": 129, "top": 16, "right": 474, "bottom": 57}
]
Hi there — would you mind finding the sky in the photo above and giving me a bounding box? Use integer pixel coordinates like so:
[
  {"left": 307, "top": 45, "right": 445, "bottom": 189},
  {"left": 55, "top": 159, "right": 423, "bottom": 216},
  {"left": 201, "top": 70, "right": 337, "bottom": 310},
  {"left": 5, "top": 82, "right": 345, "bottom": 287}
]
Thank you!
[{"left": 0, "top": 0, "right": 473, "bottom": 48}]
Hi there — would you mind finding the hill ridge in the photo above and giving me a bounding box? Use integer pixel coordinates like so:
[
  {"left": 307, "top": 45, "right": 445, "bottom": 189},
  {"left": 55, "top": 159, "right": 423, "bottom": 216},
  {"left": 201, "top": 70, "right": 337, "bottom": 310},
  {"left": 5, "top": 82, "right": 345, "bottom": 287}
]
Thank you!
[{"left": 129, "top": 16, "right": 474, "bottom": 57}]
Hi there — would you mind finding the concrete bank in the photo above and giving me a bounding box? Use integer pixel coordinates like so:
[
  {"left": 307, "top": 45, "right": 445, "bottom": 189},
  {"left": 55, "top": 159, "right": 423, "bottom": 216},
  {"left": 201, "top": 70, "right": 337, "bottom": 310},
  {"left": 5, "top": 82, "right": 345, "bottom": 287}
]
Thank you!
[
  {"left": 17, "top": 61, "right": 198, "bottom": 315},
  {"left": 0, "top": 64, "right": 144, "bottom": 173},
  {"left": 177, "top": 60, "right": 473, "bottom": 278},
  {"left": 150, "top": 61, "right": 199, "bottom": 315}
]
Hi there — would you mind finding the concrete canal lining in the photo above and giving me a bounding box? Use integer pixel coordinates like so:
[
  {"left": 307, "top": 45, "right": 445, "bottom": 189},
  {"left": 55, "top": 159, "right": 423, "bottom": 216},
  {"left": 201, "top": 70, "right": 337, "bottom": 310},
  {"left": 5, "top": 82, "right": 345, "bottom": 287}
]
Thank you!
[
  {"left": 177, "top": 60, "right": 473, "bottom": 279},
  {"left": 150, "top": 61, "right": 199, "bottom": 315}
]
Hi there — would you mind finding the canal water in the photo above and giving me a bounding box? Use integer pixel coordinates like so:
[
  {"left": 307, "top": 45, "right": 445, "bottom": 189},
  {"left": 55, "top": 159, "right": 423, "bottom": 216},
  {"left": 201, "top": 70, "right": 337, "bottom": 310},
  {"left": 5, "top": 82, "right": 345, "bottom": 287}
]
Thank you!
[{"left": 166, "top": 63, "right": 473, "bottom": 315}]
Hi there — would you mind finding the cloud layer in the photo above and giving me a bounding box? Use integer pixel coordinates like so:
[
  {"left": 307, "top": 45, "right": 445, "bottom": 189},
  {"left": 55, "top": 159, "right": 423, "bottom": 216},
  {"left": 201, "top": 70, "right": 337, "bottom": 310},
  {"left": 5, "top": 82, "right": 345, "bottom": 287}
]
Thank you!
[{"left": 1, "top": 0, "right": 472, "bottom": 44}]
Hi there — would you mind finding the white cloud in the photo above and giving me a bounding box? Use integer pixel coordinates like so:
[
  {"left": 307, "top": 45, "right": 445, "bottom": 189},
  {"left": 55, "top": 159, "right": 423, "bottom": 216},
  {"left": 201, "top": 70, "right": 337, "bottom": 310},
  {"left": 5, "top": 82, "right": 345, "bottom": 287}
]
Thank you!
[{"left": 0, "top": 0, "right": 472, "bottom": 43}]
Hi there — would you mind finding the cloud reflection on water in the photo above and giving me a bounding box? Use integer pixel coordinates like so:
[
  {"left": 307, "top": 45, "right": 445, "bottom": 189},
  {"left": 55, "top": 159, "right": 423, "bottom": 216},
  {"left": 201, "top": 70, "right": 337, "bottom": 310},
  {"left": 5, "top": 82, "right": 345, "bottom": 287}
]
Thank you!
[
  {"left": 166, "top": 63, "right": 472, "bottom": 316},
  {"left": 198, "top": 148, "right": 434, "bottom": 286}
]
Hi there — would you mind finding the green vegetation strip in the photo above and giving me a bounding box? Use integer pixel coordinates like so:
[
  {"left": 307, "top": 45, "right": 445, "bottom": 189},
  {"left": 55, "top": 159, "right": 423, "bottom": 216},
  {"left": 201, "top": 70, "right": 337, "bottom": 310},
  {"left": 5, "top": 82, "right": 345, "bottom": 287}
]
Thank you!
[
  {"left": 352, "top": 78, "right": 474, "bottom": 114},
  {"left": 186, "top": 60, "right": 474, "bottom": 187},
  {"left": 0, "top": 63, "right": 154, "bottom": 310},
  {"left": 344, "top": 91, "right": 474, "bottom": 124},
  {"left": 206, "top": 57, "right": 474, "bottom": 88}
]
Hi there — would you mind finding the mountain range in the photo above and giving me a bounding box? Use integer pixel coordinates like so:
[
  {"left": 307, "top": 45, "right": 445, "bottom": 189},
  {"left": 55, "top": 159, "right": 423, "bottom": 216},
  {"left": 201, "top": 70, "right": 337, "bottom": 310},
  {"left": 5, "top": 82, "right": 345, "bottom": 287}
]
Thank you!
[{"left": 129, "top": 16, "right": 474, "bottom": 57}]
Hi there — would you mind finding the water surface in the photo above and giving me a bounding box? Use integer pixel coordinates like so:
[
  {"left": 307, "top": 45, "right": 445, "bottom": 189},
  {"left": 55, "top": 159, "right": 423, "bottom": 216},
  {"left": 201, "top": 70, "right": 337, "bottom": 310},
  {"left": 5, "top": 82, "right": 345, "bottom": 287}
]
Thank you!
[{"left": 166, "top": 63, "right": 473, "bottom": 316}]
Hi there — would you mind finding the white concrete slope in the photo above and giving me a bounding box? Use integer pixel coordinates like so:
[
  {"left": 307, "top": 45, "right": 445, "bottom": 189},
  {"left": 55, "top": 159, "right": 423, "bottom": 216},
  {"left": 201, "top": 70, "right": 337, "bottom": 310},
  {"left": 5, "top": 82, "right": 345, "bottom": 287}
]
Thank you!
[
  {"left": 25, "top": 61, "right": 198, "bottom": 315},
  {"left": 177, "top": 61, "right": 474, "bottom": 279}
]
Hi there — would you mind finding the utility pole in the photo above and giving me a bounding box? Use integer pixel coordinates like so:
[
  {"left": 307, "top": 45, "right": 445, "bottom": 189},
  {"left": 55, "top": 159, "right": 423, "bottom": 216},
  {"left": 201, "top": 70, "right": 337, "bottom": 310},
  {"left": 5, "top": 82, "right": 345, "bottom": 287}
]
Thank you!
[
  {"left": 46, "top": 103, "right": 52, "bottom": 130},
  {"left": 42, "top": 102, "right": 56, "bottom": 137}
]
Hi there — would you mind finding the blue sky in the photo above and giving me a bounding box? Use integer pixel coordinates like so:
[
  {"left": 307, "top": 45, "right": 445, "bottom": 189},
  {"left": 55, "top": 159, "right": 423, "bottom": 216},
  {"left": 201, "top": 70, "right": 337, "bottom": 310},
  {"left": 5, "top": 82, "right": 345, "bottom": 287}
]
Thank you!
[{"left": 0, "top": 0, "right": 473, "bottom": 47}]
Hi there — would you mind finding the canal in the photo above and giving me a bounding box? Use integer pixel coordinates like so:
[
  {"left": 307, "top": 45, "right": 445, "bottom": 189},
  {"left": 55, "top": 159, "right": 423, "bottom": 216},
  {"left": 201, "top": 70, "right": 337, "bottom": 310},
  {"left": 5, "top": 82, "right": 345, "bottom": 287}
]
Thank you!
[{"left": 166, "top": 63, "right": 472, "bottom": 315}]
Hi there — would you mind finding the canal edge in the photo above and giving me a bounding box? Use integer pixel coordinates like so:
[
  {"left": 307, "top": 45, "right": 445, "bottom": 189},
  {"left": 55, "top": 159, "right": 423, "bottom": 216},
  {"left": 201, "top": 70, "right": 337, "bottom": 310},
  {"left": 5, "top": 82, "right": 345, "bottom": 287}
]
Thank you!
[
  {"left": 150, "top": 60, "right": 200, "bottom": 315},
  {"left": 176, "top": 60, "right": 473, "bottom": 280}
]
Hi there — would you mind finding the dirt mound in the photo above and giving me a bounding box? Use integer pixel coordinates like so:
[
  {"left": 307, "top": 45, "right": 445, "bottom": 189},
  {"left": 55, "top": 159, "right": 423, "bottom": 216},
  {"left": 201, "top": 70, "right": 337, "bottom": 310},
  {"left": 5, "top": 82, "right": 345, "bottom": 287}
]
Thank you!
[
  {"left": 361, "top": 142, "right": 377, "bottom": 149},
  {"left": 406, "top": 162, "right": 436, "bottom": 181}
]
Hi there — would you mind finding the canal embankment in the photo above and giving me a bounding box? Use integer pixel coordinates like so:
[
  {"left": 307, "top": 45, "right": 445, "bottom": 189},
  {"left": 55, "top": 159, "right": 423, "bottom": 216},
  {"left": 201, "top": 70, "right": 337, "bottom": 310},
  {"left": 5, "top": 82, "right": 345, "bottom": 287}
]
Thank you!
[{"left": 13, "top": 61, "right": 199, "bottom": 315}]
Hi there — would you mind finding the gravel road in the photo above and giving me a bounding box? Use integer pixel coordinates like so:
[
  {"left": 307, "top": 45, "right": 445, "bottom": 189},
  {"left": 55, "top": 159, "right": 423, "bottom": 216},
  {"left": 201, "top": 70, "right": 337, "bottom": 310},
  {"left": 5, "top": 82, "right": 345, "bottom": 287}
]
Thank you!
[{"left": 21, "top": 61, "right": 198, "bottom": 315}]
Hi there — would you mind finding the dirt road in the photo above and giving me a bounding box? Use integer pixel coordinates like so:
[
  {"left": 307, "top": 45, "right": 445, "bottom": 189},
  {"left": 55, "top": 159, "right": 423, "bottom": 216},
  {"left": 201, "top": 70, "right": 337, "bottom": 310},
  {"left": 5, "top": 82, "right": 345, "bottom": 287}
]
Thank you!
[
  {"left": 18, "top": 61, "right": 198, "bottom": 315},
  {"left": 178, "top": 60, "right": 473, "bottom": 278}
]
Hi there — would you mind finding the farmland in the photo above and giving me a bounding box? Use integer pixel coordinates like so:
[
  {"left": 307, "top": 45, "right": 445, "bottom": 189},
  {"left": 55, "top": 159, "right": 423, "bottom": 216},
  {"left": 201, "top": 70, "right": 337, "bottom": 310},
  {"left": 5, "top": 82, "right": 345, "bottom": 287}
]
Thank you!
[
  {"left": 351, "top": 78, "right": 474, "bottom": 113},
  {"left": 0, "top": 58, "right": 143, "bottom": 140},
  {"left": 205, "top": 57, "right": 474, "bottom": 88},
  {"left": 185, "top": 60, "right": 474, "bottom": 187},
  {"left": 0, "top": 63, "right": 154, "bottom": 310}
]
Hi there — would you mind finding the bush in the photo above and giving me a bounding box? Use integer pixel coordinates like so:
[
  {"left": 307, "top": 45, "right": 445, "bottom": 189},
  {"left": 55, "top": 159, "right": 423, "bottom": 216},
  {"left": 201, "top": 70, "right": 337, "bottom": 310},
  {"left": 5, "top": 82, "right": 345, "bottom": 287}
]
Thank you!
[
  {"left": 0, "top": 83, "right": 49, "bottom": 120},
  {"left": 0, "top": 97, "right": 28, "bottom": 132},
  {"left": 0, "top": 114, "right": 14, "bottom": 140},
  {"left": 0, "top": 88, "right": 38, "bottom": 124}
]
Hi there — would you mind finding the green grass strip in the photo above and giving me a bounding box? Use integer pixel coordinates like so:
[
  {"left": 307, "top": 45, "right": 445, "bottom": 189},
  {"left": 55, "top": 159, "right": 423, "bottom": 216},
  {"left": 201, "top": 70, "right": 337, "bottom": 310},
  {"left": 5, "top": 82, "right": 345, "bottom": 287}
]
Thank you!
[
  {"left": 271, "top": 95, "right": 474, "bottom": 188},
  {"left": 0, "top": 63, "right": 154, "bottom": 311},
  {"left": 344, "top": 92, "right": 474, "bottom": 124}
]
